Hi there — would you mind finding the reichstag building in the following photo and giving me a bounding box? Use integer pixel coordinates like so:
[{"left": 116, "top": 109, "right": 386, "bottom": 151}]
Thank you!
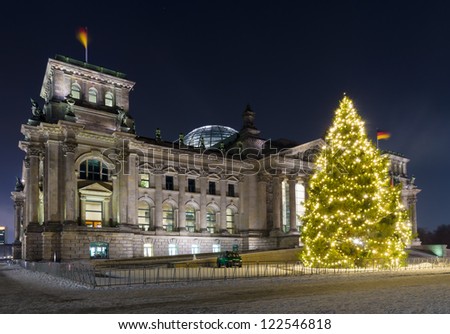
[{"left": 10, "top": 56, "right": 421, "bottom": 261}]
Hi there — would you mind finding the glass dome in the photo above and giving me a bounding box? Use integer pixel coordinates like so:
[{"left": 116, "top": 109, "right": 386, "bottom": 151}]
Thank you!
[{"left": 183, "top": 125, "right": 238, "bottom": 149}]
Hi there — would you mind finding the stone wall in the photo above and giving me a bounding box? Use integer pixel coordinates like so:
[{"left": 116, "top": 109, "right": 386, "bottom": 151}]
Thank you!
[{"left": 22, "top": 225, "right": 298, "bottom": 261}]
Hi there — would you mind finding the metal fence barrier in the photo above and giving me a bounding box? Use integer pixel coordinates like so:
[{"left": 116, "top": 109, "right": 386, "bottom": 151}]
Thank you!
[{"left": 17, "top": 257, "right": 450, "bottom": 289}]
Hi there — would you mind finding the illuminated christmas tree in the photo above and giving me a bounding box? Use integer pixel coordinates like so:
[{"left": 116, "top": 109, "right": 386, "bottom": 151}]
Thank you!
[{"left": 300, "top": 96, "right": 412, "bottom": 268}]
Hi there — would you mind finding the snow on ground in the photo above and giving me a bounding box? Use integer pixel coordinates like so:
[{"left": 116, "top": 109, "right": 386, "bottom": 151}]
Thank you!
[{"left": 2, "top": 261, "right": 450, "bottom": 313}]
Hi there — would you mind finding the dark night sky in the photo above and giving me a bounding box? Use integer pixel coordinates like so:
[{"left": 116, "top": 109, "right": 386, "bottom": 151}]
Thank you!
[{"left": 1, "top": 0, "right": 449, "bottom": 242}]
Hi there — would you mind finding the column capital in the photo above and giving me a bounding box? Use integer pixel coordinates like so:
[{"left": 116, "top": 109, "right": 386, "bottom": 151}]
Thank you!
[
  {"left": 62, "top": 142, "right": 77, "bottom": 155},
  {"left": 257, "top": 173, "right": 271, "bottom": 183},
  {"left": 27, "top": 145, "right": 44, "bottom": 157},
  {"left": 11, "top": 192, "right": 25, "bottom": 204},
  {"left": 287, "top": 174, "right": 299, "bottom": 182}
]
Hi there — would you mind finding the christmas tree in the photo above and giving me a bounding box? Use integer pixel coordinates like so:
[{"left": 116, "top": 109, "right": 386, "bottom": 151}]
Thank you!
[{"left": 300, "top": 96, "right": 412, "bottom": 268}]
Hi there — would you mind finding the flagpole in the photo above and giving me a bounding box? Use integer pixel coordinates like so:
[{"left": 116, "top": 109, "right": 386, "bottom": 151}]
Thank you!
[
  {"left": 376, "top": 129, "right": 378, "bottom": 149},
  {"left": 85, "top": 27, "right": 88, "bottom": 63}
]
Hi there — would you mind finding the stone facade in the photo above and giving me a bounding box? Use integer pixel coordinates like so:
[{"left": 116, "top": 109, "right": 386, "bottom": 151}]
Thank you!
[{"left": 11, "top": 55, "right": 421, "bottom": 261}]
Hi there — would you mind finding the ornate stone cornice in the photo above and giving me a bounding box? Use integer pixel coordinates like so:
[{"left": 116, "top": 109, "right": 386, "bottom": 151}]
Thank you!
[
  {"left": 46, "top": 59, "right": 135, "bottom": 90},
  {"left": 59, "top": 121, "right": 84, "bottom": 139},
  {"left": 77, "top": 131, "right": 116, "bottom": 144},
  {"left": 40, "top": 123, "right": 63, "bottom": 139}
]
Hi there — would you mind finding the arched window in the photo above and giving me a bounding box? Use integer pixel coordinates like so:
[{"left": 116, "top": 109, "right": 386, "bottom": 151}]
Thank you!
[
  {"left": 71, "top": 83, "right": 81, "bottom": 99},
  {"left": 226, "top": 208, "right": 235, "bottom": 234},
  {"left": 79, "top": 159, "right": 109, "bottom": 181},
  {"left": 105, "top": 91, "right": 114, "bottom": 107},
  {"left": 162, "top": 203, "right": 175, "bottom": 232},
  {"left": 206, "top": 207, "right": 217, "bottom": 233},
  {"left": 138, "top": 201, "right": 151, "bottom": 231},
  {"left": 185, "top": 205, "right": 196, "bottom": 232},
  {"left": 88, "top": 87, "right": 97, "bottom": 103}
]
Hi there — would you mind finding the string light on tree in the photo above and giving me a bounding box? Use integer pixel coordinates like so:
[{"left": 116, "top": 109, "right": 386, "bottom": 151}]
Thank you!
[{"left": 300, "top": 96, "right": 412, "bottom": 268}]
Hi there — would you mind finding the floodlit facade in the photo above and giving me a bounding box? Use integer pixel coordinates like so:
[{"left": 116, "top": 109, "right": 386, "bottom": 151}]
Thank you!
[{"left": 10, "top": 56, "right": 421, "bottom": 261}]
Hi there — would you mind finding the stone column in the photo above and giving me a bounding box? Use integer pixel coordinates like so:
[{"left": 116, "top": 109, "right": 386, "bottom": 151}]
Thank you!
[
  {"left": 271, "top": 175, "right": 282, "bottom": 235},
  {"left": 112, "top": 132, "right": 136, "bottom": 227},
  {"left": 199, "top": 173, "right": 207, "bottom": 232},
  {"left": 112, "top": 174, "right": 119, "bottom": 225},
  {"left": 11, "top": 192, "right": 25, "bottom": 259},
  {"left": 126, "top": 153, "right": 138, "bottom": 226},
  {"left": 118, "top": 150, "right": 130, "bottom": 225},
  {"left": 178, "top": 174, "right": 186, "bottom": 231},
  {"left": 408, "top": 196, "right": 418, "bottom": 235},
  {"left": 247, "top": 175, "right": 258, "bottom": 232},
  {"left": 13, "top": 199, "right": 23, "bottom": 241},
  {"left": 220, "top": 177, "right": 228, "bottom": 233},
  {"left": 408, "top": 195, "right": 420, "bottom": 245},
  {"left": 27, "top": 147, "right": 41, "bottom": 225},
  {"left": 257, "top": 174, "right": 268, "bottom": 230},
  {"left": 174, "top": 208, "right": 179, "bottom": 231},
  {"left": 288, "top": 177, "right": 298, "bottom": 234},
  {"left": 80, "top": 195, "right": 87, "bottom": 225},
  {"left": 103, "top": 198, "right": 111, "bottom": 226},
  {"left": 45, "top": 140, "right": 61, "bottom": 223},
  {"left": 238, "top": 175, "right": 247, "bottom": 232},
  {"left": 12, "top": 197, "right": 23, "bottom": 259},
  {"left": 154, "top": 172, "right": 163, "bottom": 230},
  {"left": 62, "top": 142, "right": 77, "bottom": 224}
]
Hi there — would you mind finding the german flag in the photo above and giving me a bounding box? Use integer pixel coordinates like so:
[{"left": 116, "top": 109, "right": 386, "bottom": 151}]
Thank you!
[
  {"left": 377, "top": 130, "right": 391, "bottom": 140},
  {"left": 77, "top": 27, "right": 88, "bottom": 49}
]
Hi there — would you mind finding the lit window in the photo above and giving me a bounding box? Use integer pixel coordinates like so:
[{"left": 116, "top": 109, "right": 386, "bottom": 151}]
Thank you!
[
  {"left": 162, "top": 203, "right": 175, "bottom": 232},
  {"left": 226, "top": 208, "right": 235, "bottom": 234},
  {"left": 212, "top": 244, "right": 221, "bottom": 253},
  {"left": 71, "top": 83, "right": 81, "bottom": 99},
  {"left": 169, "top": 243, "right": 178, "bottom": 256},
  {"left": 79, "top": 159, "right": 109, "bottom": 181},
  {"left": 206, "top": 207, "right": 217, "bottom": 233},
  {"left": 138, "top": 201, "right": 151, "bottom": 231},
  {"left": 105, "top": 92, "right": 114, "bottom": 107},
  {"left": 192, "top": 244, "right": 200, "bottom": 255},
  {"left": 185, "top": 206, "right": 196, "bottom": 232},
  {"left": 90, "top": 242, "right": 109, "bottom": 259},
  {"left": 139, "top": 174, "right": 150, "bottom": 188},
  {"left": 144, "top": 243, "right": 153, "bottom": 257},
  {"left": 85, "top": 201, "right": 102, "bottom": 228},
  {"left": 88, "top": 87, "right": 97, "bottom": 103}
]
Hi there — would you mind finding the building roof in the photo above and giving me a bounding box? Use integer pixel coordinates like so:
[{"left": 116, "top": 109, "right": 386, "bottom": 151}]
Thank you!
[{"left": 54, "top": 54, "right": 127, "bottom": 78}]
